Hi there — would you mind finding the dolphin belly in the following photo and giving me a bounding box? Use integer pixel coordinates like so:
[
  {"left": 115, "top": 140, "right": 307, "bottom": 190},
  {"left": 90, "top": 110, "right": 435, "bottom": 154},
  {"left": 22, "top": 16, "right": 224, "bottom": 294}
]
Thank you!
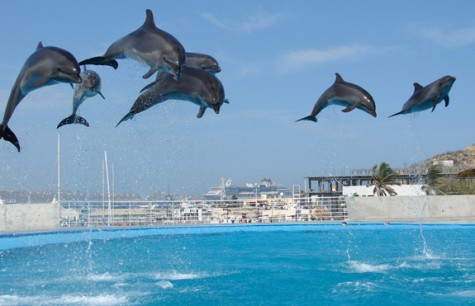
[
  {"left": 166, "top": 92, "right": 206, "bottom": 107},
  {"left": 408, "top": 102, "right": 433, "bottom": 113},
  {"left": 326, "top": 99, "right": 353, "bottom": 108}
]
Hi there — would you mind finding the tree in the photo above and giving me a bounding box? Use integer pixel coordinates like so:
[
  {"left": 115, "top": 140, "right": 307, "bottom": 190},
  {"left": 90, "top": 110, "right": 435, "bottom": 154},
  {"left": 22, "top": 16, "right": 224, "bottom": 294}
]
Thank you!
[
  {"left": 371, "top": 162, "right": 399, "bottom": 196},
  {"left": 423, "top": 165, "right": 444, "bottom": 195}
]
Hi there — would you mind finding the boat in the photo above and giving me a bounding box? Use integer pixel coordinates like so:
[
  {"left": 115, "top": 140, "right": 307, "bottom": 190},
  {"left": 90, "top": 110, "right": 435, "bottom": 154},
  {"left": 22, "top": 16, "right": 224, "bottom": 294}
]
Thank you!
[{"left": 204, "top": 178, "right": 292, "bottom": 201}]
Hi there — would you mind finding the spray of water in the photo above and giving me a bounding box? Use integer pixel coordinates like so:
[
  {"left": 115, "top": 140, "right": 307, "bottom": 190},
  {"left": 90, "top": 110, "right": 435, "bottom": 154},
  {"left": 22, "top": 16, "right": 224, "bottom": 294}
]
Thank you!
[{"left": 418, "top": 199, "right": 434, "bottom": 258}]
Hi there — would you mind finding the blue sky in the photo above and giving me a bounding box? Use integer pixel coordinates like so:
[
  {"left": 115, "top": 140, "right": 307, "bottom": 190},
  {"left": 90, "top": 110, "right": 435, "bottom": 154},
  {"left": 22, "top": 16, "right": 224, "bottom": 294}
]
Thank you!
[{"left": 0, "top": 1, "right": 474, "bottom": 196}]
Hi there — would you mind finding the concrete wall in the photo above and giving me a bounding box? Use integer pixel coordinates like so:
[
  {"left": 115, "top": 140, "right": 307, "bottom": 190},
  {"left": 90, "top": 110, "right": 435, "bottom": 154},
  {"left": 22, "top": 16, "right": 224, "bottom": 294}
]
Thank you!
[
  {"left": 0, "top": 201, "right": 60, "bottom": 232},
  {"left": 1, "top": 196, "right": 474, "bottom": 233},
  {"left": 347, "top": 195, "right": 475, "bottom": 222}
]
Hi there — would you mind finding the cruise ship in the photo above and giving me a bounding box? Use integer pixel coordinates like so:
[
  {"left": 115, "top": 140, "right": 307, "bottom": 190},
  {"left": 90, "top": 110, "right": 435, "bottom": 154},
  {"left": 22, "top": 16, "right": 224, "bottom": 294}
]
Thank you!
[{"left": 203, "top": 178, "right": 293, "bottom": 201}]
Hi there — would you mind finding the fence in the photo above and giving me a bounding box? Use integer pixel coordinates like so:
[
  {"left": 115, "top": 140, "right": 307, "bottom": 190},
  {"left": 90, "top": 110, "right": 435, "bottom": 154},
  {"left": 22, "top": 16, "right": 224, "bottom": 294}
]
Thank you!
[{"left": 59, "top": 196, "right": 348, "bottom": 227}]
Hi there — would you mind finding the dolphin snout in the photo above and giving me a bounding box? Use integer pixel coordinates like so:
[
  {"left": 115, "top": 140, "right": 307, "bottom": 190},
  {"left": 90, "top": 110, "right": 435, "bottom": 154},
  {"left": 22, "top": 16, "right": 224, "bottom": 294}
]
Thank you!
[
  {"left": 442, "top": 75, "right": 456, "bottom": 85},
  {"left": 72, "top": 75, "right": 82, "bottom": 83},
  {"left": 210, "top": 65, "right": 221, "bottom": 73},
  {"left": 369, "top": 108, "right": 377, "bottom": 117}
]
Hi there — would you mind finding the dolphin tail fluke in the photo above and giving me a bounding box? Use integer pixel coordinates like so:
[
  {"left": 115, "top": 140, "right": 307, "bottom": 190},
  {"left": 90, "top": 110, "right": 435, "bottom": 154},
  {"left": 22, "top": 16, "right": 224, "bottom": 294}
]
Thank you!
[
  {"left": 116, "top": 113, "right": 134, "bottom": 127},
  {"left": 295, "top": 115, "right": 317, "bottom": 123},
  {"left": 388, "top": 111, "right": 404, "bottom": 118},
  {"left": 57, "top": 114, "right": 90, "bottom": 129},
  {"left": 0, "top": 124, "right": 20, "bottom": 152},
  {"left": 79, "top": 57, "right": 119, "bottom": 69}
]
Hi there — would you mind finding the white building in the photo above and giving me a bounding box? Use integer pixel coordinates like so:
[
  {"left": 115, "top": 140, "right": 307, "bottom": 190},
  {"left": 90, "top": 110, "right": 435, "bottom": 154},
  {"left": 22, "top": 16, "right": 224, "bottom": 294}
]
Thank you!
[{"left": 343, "top": 184, "right": 425, "bottom": 197}]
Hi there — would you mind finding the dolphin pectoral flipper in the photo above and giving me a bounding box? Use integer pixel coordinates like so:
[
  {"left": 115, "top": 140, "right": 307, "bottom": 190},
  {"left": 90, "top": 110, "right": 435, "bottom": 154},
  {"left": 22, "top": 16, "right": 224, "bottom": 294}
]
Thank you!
[
  {"left": 341, "top": 104, "right": 357, "bottom": 113},
  {"left": 57, "top": 114, "right": 90, "bottom": 129},
  {"left": 444, "top": 96, "right": 450, "bottom": 107},
  {"left": 142, "top": 65, "right": 159, "bottom": 79},
  {"left": 79, "top": 57, "right": 119, "bottom": 69},
  {"left": 98, "top": 91, "right": 106, "bottom": 100},
  {"left": 197, "top": 107, "right": 206, "bottom": 118},
  {"left": 0, "top": 125, "right": 20, "bottom": 152},
  {"left": 431, "top": 95, "right": 439, "bottom": 112}
]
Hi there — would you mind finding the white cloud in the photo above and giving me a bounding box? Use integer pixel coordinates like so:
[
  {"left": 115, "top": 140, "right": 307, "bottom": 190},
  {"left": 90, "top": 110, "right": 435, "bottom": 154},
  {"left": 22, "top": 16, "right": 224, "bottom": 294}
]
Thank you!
[
  {"left": 280, "top": 45, "right": 374, "bottom": 72},
  {"left": 417, "top": 25, "right": 475, "bottom": 47},
  {"left": 201, "top": 8, "right": 285, "bottom": 33}
]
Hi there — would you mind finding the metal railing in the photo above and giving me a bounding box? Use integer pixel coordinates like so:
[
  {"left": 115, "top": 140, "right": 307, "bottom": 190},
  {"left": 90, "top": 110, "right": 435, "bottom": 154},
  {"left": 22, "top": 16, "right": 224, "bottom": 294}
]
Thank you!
[{"left": 59, "top": 196, "right": 348, "bottom": 227}]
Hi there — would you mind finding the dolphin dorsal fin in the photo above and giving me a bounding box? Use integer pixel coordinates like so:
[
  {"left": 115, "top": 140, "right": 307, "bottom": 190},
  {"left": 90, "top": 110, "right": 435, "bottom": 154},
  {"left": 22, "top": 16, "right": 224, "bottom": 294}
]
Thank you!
[
  {"left": 413, "top": 82, "right": 423, "bottom": 92},
  {"left": 335, "top": 73, "right": 344, "bottom": 83},
  {"left": 144, "top": 9, "right": 156, "bottom": 28},
  {"left": 36, "top": 41, "right": 44, "bottom": 50}
]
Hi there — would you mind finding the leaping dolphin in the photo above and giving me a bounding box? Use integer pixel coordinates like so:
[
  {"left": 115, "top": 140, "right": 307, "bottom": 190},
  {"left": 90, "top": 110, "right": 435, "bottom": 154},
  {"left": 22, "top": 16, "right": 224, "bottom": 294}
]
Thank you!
[
  {"left": 0, "top": 42, "right": 81, "bottom": 152},
  {"left": 79, "top": 9, "right": 186, "bottom": 80},
  {"left": 116, "top": 66, "right": 229, "bottom": 126},
  {"left": 185, "top": 52, "right": 221, "bottom": 74},
  {"left": 57, "top": 68, "right": 105, "bottom": 128},
  {"left": 389, "top": 75, "right": 456, "bottom": 118},
  {"left": 139, "top": 51, "right": 221, "bottom": 92},
  {"left": 296, "top": 73, "right": 377, "bottom": 122}
]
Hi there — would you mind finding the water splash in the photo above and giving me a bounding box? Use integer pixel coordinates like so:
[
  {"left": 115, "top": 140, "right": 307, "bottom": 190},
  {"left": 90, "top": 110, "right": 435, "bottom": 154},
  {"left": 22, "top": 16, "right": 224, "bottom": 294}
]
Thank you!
[
  {"left": 85, "top": 231, "right": 95, "bottom": 273},
  {"left": 345, "top": 248, "right": 351, "bottom": 262},
  {"left": 418, "top": 199, "right": 434, "bottom": 258},
  {"left": 347, "top": 261, "right": 391, "bottom": 273},
  {"left": 156, "top": 280, "right": 174, "bottom": 289}
]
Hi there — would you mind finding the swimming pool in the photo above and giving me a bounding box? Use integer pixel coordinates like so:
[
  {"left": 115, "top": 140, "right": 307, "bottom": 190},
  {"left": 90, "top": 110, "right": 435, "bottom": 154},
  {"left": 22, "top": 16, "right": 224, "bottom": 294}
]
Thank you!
[{"left": 0, "top": 223, "right": 474, "bottom": 305}]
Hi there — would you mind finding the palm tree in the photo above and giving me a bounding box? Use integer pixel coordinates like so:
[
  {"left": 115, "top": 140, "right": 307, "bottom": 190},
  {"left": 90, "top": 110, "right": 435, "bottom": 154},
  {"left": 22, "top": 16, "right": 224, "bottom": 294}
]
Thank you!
[
  {"left": 423, "top": 165, "right": 443, "bottom": 195},
  {"left": 371, "top": 162, "right": 399, "bottom": 196}
]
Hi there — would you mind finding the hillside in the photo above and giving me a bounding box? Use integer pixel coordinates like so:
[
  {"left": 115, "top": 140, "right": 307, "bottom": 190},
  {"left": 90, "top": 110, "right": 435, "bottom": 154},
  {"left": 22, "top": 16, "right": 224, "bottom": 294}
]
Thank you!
[{"left": 420, "top": 144, "right": 475, "bottom": 172}]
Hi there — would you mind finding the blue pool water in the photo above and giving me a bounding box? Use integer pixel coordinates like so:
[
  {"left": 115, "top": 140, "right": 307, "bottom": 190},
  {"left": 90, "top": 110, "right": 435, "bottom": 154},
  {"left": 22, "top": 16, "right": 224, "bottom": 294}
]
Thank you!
[{"left": 0, "top": 223, "right": 474, "bottom": 305}]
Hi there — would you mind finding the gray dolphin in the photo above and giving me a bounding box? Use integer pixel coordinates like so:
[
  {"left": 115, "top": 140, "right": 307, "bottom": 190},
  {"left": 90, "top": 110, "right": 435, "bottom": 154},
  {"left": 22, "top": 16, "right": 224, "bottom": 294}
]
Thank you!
[
  {"left": 389, "top": 75, "right": 456, "bottom": 118},
  {"left": 79, "top": 9, "right": 186, "bottom": 80},
  {"left": 57, "top": 68, "right": 105, "bottom": 128},
  {"left": 139, "top": 51, "right": 221, "bottom": 92},
  {"left": 0, "top": 42, "right": 81, "bottom": 152},
  {"left": 296, "top": 73, "right": 377, "bottom": 122},
  {"left": 116, "top": 66, "right": 229, "bottom": 126},
  {"left": 185, "top": 52, "right": 221, "bottom": 74}
]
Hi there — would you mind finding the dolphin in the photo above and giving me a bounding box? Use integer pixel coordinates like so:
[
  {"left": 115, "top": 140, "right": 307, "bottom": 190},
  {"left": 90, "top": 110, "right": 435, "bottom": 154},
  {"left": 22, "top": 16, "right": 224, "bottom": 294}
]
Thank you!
[
  {"left": 57, "top": 68, "right": 105, "bottom": 128},
  {"left": 296, "top": 73, "right": 377, "bottom": 122},
  {"left": 116, "top": 66, "right": 229, "bottom": 126},
  {"left": 0, "top": 42, "right": 81, "bottom": 152},
  {"left": 389, "top": 75, "right": 456, "bottom": 118},
  {"left": 79, "top": 9, "right": 186, "bottom": 80},
  {"left": 185, "top": 52, "right": 221, "bottom": 74},
  {"left": 139, "top": 51, "right": 221, "bottom": 92}
]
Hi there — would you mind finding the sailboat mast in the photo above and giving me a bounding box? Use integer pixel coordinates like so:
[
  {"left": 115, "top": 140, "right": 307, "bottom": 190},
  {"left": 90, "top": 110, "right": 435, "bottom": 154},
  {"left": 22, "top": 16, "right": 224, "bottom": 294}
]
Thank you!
[
  {"left": 104, "top": 151, "right": 112, "bottom": 226},
  {"left": 57, "top": 134, "right": 61, "bottom": 203}
]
